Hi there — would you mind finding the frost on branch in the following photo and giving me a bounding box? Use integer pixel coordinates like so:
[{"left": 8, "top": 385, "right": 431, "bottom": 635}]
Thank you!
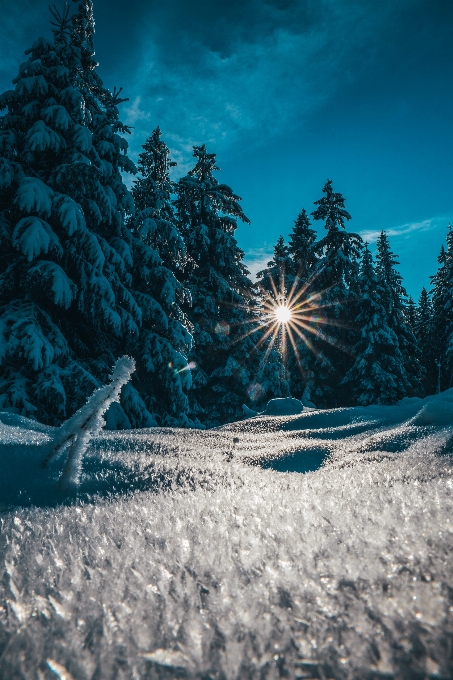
[{"left": 42, "top": 356, "right": 135, "bottom": 487}]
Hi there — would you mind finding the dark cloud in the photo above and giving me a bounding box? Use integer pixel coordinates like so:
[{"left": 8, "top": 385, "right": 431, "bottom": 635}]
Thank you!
[
  {"left": 0, "top": 0, "right": 50, "bottom": 86},
  {"left": 2, "top": 0, "right": 451, "bottom": 163}
]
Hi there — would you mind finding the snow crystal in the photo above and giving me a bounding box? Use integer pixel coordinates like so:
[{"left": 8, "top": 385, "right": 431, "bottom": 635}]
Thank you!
[{"left": 0, "top": 390, "right": 452, "bottom": 678}]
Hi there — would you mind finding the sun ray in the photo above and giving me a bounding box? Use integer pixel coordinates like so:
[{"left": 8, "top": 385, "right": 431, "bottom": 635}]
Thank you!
[{"left": 286, "top": 324, "right": 308, "bottom": 382}]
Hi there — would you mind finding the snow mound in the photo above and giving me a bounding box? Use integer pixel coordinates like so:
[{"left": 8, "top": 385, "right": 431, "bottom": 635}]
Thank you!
[
  {"left": 0, "top": 390, "right": 452, "bottom": 678},
  {"left": 243, "top": 396, "right": 304, "bottom": 417}
]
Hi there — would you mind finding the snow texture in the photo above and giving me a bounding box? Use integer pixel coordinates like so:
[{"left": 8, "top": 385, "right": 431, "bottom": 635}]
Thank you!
[{"left": 0, "top": 389, "right": 452, "bottom": 678}]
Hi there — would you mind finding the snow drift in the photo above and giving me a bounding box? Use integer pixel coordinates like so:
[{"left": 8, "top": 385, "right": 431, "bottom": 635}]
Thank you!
[{"left": 0, "top": 389, "right": 452, "bottom": 678}]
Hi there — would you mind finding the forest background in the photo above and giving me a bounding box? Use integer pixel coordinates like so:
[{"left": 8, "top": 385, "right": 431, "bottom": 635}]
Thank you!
[{"left": 0, "top": 0, "right": 452, "bottom": 429}]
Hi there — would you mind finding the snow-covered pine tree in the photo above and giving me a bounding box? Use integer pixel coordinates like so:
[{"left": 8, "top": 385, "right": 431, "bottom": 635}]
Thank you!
[
  {"left": 375, "top": 231, "right": 424, "bottom": 397},
  {"left": 0, "top": 2, "right": 153, "bottom": 426},
  {"left": 288, "top": 208, "right": 317, "bottom": 282},
  {"left": 128, "top": 128, "right": 193, "bottom": 425},
  {"left": 406, "top": 296, "right": 417, "bottom": 333},
  {"left": 286, "top": 208, "right": 318, "bottom": 400},
  {"left": 305, "top": 179, "right": 362, "bottom": 407},
  {"left": 429, "top": 243, "right": 449, "bottom": 391},
  {"left": 415, "top": 286, "right": 436, "bottom": 395},
  {"left": 341, "top": 244, "right": 409, "bottom": 405},
  {"left": 438, "top": 225, "right": 453, "bottom": 389},
  {"left": 256, "top": 235, "right": 294, "bottom": 298},
  {"left": 175, "top": 145, "right": 287, "bottom": 425}
]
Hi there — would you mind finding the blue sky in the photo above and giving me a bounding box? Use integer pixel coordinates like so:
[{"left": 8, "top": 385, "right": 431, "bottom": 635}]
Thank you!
[{"left": 1, "top": 0, "right": 452, "bottom": 300}]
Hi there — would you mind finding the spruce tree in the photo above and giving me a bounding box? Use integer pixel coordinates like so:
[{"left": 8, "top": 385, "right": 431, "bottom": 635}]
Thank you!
[
  {"left": 256, "top": 235, "right": 294, "bottom": 299},
  {"left": 175, "top": 145, "right": 287, "bottom": 425},
  {"left": 304, "top": 179, "right": 362, "bottom": 407},
  {"left": 341, "top": 244, "right": 409, "bottom": 405},
  {"left": 437, "top": 225, "right": 453, "bottom": 389},
  {"left": 406, "top": 296, "right": 417, "bottom": 333},
  {"left": 430, "top": 244, "right": 449, "bottom": 391},
  {"left": 128, "top": 128, "right": 193, "bottom": 425},
  {"left": 375, "top": 231, "right": 424, "bottom": 397},
  {"left": 255, "top": 235, "right": 294, "bottom": 398},
  {"left": 288, "top": 208, "right": 317, "bottom": 283},
  {"left": 284, "top": 209, "right": 318, "bottom": 401},
  {"left": 415, "top": 286, "right": 436, "bottom": 394},
  {"left": 0, "top": 2, "right": 153, "bottom": 426}
]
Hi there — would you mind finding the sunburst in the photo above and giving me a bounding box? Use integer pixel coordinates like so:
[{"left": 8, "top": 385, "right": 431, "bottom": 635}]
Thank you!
[
  {"left": 210, "top": 263, "right": 354, "bottom": 410},
  {"left": 224, "top": 265, "right": 353, "bottom": 386}
]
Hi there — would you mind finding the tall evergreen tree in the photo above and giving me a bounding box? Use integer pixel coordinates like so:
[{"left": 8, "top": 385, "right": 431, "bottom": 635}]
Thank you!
[
  {"left": 430, "top": 243, "right": 449, "bottom": 391},
  {"left": 256, "top": 235, "right": 294, "bottom": 299},
  {"left": 341, "top": 244, "right": 409, "bottom": 405},
  {"left": 375, "top": 231, "right": 424, "bottom": 397},
  {"left": 415, "top": 286, "right": 436, "bottom": 394},
  {"left": 255, "top": 235, "right": 295, "bottom": 398},
  {"left": 128, "top": 128, "right": 193, "bottom": 425},
  {"left": 406, "top": 296, "right": 417, "bottom": 333},
  {"left": 302, "top": 179, "right": 362, "bottom": 407},
  {"left": 288, "top": 208, "right": 317, "bottom": 282},
  {"left": 437, "top": 225, "right": 453, "bottom": 389},
  {"left": 284, "top": 209, "right": 318, "bottom": 400},
  {"left": 175, "top": 145, "right": 287, "bottom": 425},
  {"left": 0, "top": 2, "right": 153, "bottom": 426}
]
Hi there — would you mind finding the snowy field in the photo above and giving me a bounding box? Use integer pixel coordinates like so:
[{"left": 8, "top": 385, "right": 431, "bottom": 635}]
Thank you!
[{"left": 0, "top": 393, "right": 453, "bottom": 679}]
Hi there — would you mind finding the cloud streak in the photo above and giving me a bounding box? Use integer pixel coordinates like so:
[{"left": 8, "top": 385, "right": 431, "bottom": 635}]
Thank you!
[{"left": 360, "top": 215, "right": 451, "bottom": 244}]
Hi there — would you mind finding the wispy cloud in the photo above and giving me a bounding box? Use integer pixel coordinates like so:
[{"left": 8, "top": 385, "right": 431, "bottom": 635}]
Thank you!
[
  {"left": 243, "top": 247, "right": 274, "bottom": 281},
  {"left": 360, "top": 215, "right": 451, "bottom": 244},
  {"left": 119, "top": 0, "right": 418, "bottom": 162}
]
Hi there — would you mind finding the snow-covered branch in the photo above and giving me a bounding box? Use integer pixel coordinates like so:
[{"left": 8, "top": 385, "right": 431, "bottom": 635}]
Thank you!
[{"left": 42, "top": 356, "right": 135, "bottom": 487}]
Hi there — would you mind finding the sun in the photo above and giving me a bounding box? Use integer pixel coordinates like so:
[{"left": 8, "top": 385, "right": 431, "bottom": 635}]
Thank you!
[
  {"left": 222, "top": 264, "right": 347, "bottom": 391},
  {"left": 275, "top": 305, "right": 291, "bottom": 324}
]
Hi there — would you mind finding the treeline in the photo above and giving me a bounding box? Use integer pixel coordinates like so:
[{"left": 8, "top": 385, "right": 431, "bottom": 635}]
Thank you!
[
  {"left": 258, "top": 201, "right": 452, "bottom": 408},
  {"left": 0, "top": 2, "right": 450, "bottom": 429}
]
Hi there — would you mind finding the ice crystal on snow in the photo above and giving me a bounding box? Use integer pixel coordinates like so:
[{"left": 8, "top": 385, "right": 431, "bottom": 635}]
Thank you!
[{"left": 0, "top": 390, "right": 452, "bottom": 678}]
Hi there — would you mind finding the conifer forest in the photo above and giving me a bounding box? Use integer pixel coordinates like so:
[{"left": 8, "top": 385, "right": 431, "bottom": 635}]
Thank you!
[{"left": 1, "top": 0, "right": 450, "bottom": 430}]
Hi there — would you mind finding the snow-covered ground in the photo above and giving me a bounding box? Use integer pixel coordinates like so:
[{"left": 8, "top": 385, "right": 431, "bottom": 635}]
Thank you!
[{"left": 0, "top": 393, "right": 453, "bottom": 679}]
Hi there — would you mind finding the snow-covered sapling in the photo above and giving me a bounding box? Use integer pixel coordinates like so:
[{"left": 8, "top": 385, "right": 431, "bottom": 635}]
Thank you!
[{"left": 42, "top": 356, "right": 135, "bottom": 487}]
